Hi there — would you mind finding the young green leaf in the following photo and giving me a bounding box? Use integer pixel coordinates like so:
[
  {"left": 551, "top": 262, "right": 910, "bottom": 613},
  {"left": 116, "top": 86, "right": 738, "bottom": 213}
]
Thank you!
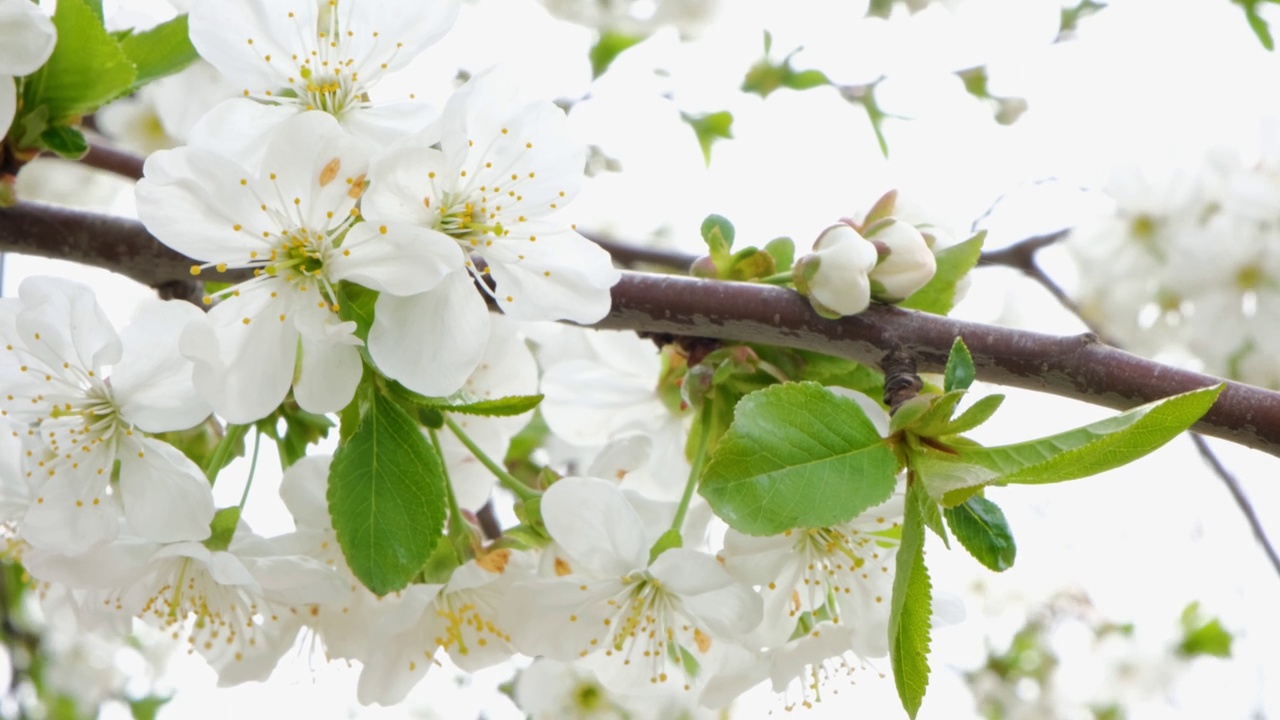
[
  {"left": 764, "top": 236, "right": 795, "bottom": 272},
  {"left": 939, "top": 393, "right": 1004, "bottom": 436},
  {"left": 889, "top": 482, "right": 933, "bottom": 718},
  {"left": 898, "top": 232, "right": 986, "bottom": 315},
  {"left": 20, "top": 0, "right": 135, "bottom": 128},
  {"left": 438, "top": 394, "right": 543, "bottom": 417},
  {"left": 38, "top": 125, "right": 88, "bottom": 159},
  {"left": 1177, "top": 602, "right": 1233, "bottom": 658},
  {"left": 589, "top": 31, "right": 644, "bottom": 78},
  {"left": 943, "top": 495, "right": 1016, "bottom": 571},
  {"left": 916, "top": 385, "right": 1224, "bottom": 502},
  {"left": 118, "top": 14, "right": 199, "bottom": 92},
  {"left": 328, "top": 392, "right": 447, "bottom": 595},
  {"left": 682, "top": 110, "right": 734, "bottom": 165},
  {"left": 700, "top": 382, "right": 899, "bottom": 535},
  {"left": 943, "top": 337, "right": 975, "bottom": 392}
]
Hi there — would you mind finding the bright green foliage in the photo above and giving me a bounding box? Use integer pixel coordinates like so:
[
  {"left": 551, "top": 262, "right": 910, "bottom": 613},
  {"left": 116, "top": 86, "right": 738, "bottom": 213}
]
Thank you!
[
  {"left": 434, "top": 394, "right": 544, "bottom": 417},
  {"left": 18, "top": 0, "right": 135, "bottom": 142},
  {"left": 118, "top": 14, "right": 199, "bottom": 92},
  {"left": 913, "top": 385, "right": 1223, "bottom": 504},
  {"left": 589, "top": 31, "right": 644, "bottom": 78},
  {"left": 889, "top": 482, "right": 934, "bottom": 719},
  {"left": 942, "top": 394, "right": 1005, "bottom": 436},
  {"left": 1234, "top": 0, "right": 1277, "bottom": 49},
  {"left": 944, "top": 338, "right": 975, "bottom": 392},
  {"left": 944, "top": 495, "right": 1016, "bottom": 571},
  {"left": 898, "top": 232, "right": 985, "bottom": 315},
  {"left": 681, "top": 110, "right": 733, "bottom": 165},
  {"left": 336, "top": 281, "right": 378, "bottom": 343},
  {"left": 699, "top": 382, "right": 899, "bottom": 535},
  {"left": 1177, "top": 601, "right": 1233, "bottom": 658},
  {"left": 256, "top": 401, "right": 335, "bottom": 469},
  {"left": 328, "top": 393, "right": 447, "bottom": 595},
  {"left": 701, "top": 213, "right": 735, "bottom": 259}
]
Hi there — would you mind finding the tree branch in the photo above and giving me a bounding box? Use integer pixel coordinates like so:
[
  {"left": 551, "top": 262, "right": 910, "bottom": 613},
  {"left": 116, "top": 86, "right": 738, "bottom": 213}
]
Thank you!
[{"left": 5, "top": 200, "right": 1280, "bottom": 458}]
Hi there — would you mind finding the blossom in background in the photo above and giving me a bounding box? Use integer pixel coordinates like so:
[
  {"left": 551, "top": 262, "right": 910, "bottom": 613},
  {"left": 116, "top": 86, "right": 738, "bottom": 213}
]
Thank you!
[
  {"left": 0, "top": 0, "right": 55, "bottom": 140},
  {"left": 96, "top": 61, "right": 238, "bottom": 155},
  {"left": 541, "top": 0, "right": 722, "bottom": 38},
  {"left": 0, "top": 277, "right": 215, "bottom": 553},
  {"left": 792, "top": 223, "right": 880, "bottom": 317},
  {"left": 359, "top": 70, "right": 620, "bottom": 396},
  {"left": 188, "top": 0, "right": 460, "bottom": 158},
  {"left": 136, "top": 111, "right": 460, "bottom": 422}
]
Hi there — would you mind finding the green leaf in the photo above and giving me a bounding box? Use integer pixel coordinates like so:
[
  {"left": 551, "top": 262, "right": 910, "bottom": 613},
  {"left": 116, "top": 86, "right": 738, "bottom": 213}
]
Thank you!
[
  {"left": 917, "top": 385, "right": 1224, "bottom": 503},
  {"left": 700, "top": 382, "right": 899, "bottom": 535},
  {"left": 943, "top": 495, "right": 1015, "bottom": 571},
  {"left": 898, "top": 232, "right": 985, "bottom": 315},
  {"left": 441, "top": 394, "right": 543, "bottom": 417},
  {"left": 328, "top": 392, "right": 447, "bottom": 595},
  {"left": 726, "top": 246, "right": 775, "bottom": 281},
  {"left": 119, "top": 14, "right": 199, "bottom": 92},
  {"left": 1177, "top": 601, "right": 1233, "bottom": 658},
  {"left": 700, "top": 213, "right": 735, "bottom": 269},
  {"left": 682, "top": 110, "right": 733, "bottom": 165},
  {"left": 38, "top": 125, "right": 88, "bottom": 159},
  {"left": 336, "top": 281, "right": 378, "bottom": 344},
  {"left": 128, "top": 695, "right": 171, "bottom": 720},
  {"left": 940, "top": 394, "right": 1004, "bottom": 436},
  {"left": 783, "top": 68, "right": 832, "bottom": 90},
  {"left": 889, "top": 481, "right": 933, "bottom": 718},
  {"left": 21, "top": 0, "right": 136, "bottom": 127},
  {"left": 943, "top": 338, "right": 975, "bottom": 392},
  {"left": 589, "top": 31, "right": 644, "bottom": 78},
  {"left": 765, "top": 237, "right": 795, "bottom": 271}
]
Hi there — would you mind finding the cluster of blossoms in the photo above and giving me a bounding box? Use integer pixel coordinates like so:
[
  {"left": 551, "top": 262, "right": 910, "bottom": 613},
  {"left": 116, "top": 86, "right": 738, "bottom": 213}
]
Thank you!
[
  {"left": 792, "top": 191, "right": 940, "bottom": 318},
  {"left": 1068, "top": 133, "right": 1280, "bottom": 389},
  {"left": 0, "top": 0, "right": 915, "bottom": 715}
]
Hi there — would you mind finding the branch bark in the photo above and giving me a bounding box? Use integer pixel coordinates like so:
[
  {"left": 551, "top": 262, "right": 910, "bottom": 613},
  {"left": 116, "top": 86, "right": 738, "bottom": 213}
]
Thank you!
[{"left": 4, "top": 200, "right": 1280, "bottom": 458}]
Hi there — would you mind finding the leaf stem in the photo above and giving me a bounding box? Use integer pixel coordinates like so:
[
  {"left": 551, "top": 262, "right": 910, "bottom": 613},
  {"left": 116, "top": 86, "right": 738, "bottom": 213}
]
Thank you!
[
  {"left": 204, "top": 423, "right": 249, "bottom": 486},
  {"left": 428, "top": 427, "right": 468, "bottom": 538},
  {"left": 443, "top": 415, "right": 538, "bottom": 502},
  {"left": 671, "top": 399, "right": 715, "bottom": 534},
  {"left": 236, "top": 430, "right": 262, "bottom": 514}
]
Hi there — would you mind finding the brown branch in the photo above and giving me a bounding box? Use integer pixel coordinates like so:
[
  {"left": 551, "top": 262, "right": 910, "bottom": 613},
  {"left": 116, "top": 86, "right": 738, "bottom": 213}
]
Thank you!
[
  {"left": 5, "top": 201, "right": 1280, "bottom": 459},
  {"left": 981, "top": 229, "right": 1280, "bottom": 581},
  {"left": 581, "top": 232, "right": 699, "bottom": 271},
  {"left": 75, "top": 142, "right": 144, "bottom": 181}
]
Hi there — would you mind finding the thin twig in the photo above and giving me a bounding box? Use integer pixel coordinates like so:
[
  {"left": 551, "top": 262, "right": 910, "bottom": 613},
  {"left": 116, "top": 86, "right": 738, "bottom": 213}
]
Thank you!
[
  {"left": 982, "top": 229, "right": 1280, "bottom": 583},
  {"left": 1190, "top": 434, "right": 1280, "bottom": 579}
]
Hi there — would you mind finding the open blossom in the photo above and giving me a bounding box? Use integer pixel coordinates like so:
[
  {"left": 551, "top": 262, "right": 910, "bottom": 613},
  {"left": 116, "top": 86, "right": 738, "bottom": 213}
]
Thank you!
[
  {"left": 0, "top": 0, "right": 55, "bottom": 139},
  {"left": 188, "top": 0, "right": 460, "bottom": 158},
  {"left": 503, "top": 477, "right": 761, "bottom": 696},
  {"left": 359, "top": 70, "right": 621, "bottom": 396},
  {"left": 136, "top": 111, "right": 458, "bottom": 422},
  {"left": 0, "top": 277, "right": 215, "bottom": 553},
  {"left": 25, "top": 527, "right": 345, "bottom": 686}
]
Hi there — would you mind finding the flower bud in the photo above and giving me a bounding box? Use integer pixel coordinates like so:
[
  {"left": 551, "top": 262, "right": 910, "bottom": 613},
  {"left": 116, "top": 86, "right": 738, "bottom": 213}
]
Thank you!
[
  {"left": 864, "top": 218, "right": 937, "bottom": 302},
  {"left": 792, "top": 224, "right": 878, "bottom": 318}
]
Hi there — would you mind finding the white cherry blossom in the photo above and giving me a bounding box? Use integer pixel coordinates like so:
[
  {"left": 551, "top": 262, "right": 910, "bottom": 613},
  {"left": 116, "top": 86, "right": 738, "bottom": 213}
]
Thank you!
[
  {"left": 0, "top": 277, "right": 215, "bottom": 554},
  {"left": 793, "top": 223, "right": 880, "bottom": 318},
  {"left": 360, "top": 70, "right": 621, "bottom": 396},
  {"left": 503, "top": 477, "right": 761, "bottom": 695},
  {"left": 188, "top": 0, "right": 460, "bottom": 158},
  {"left": 136, "top": 111, "right": 459, "bottom": 422}
]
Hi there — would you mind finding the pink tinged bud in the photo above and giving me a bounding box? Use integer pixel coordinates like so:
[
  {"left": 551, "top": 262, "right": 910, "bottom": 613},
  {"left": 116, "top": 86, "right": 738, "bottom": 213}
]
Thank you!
[
  {"left": 792, "top": 224, "right": 878, "bottom": 318},
  {"left": 690, "top": 255, "right": 719, "bottom": 278},
  {"left": 864, "top": 219, "right": 936, "bottom": 302}
]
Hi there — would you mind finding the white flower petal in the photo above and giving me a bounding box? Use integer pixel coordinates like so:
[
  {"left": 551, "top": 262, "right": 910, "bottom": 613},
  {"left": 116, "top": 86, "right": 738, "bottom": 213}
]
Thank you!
[
  {"left": 367, "top": 272, "right": 489, "bottom": 397},
  {"left": 22, "top": 467, "right": 118, "bottom": 554},
  {"left": 0, "top": 0, "right": 55, "bottom": 76},
  {"left": 279, "top": 454, "right": 332, "bottom": 529},
  {"left": 484, "top": 228, "right": 619, "bottom": 322},
  {"left": 112, "top": 298, "right": 211, "bottom": 432},
  {"left": 340, "top": 0, "right": 459, "bottom": 75},
  {"left": 257, "top": 111, "right": 366, "bottom": 230},
  {"left": 189, "top": 0, "right": 314, "bottom": 93},
  {"left": 332, "top": 222, "right": 461, "bottom": 296},
  {"left": 180, "top": 289, "right": 297, "bottom": 424},
  {"left": 542, "top": 477, "right": 647, "bottom": 576},
  {"left": 339, "top": 100, "right": 437, "bottom": 149},
  {"left": 136, "top": 144, "right": 277, "bottom": 261},
  {"left": 294, "top": 334, "right": 362, "bottom": 415},
  {"left": 650, "top": 549, "right": 763, "bottom": 638},
  {"left": 16, "top": 276, "right": 121, "bottom": 372},
  {"left": 185, "top": 97, "right": 300, "bottom": 166},
  {"left": 117, "top": 437, "right": 215, "bottom": 544},
  {"left": 362, "top": 143, "right": 450, "bottom": 226}
]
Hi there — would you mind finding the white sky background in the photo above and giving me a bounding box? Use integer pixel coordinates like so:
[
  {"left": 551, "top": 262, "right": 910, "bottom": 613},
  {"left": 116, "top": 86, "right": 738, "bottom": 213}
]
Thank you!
[{"left": 8, "top": 0, "right": 1280, "bottom": 717}]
